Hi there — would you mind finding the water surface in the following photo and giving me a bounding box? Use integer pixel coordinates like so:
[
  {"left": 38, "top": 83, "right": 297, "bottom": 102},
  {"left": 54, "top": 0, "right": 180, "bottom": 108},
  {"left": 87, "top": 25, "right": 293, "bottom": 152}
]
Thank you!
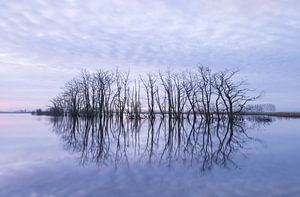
[{"left": 0, "top": 114, "right": 300, "bottom": 196}]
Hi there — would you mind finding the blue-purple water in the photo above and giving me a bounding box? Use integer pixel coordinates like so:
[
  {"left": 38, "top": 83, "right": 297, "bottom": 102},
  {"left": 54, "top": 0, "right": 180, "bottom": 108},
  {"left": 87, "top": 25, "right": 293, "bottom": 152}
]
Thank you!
[{"left": 0, "top": 114, "right": 300, "bottom": 196}]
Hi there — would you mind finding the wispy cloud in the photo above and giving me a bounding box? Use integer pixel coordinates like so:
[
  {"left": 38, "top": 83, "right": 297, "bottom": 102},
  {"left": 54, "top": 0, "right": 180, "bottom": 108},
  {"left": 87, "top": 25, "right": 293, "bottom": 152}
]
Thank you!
[{"left": 0, "top": 0, "right": 299, "bottom": 111}]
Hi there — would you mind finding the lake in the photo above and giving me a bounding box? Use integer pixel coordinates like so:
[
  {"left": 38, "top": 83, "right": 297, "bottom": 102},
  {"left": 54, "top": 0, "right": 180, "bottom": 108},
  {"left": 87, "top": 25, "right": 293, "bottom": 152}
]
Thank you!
[{"left": 0, "top": 114, "right": 300, "bottom": 197}]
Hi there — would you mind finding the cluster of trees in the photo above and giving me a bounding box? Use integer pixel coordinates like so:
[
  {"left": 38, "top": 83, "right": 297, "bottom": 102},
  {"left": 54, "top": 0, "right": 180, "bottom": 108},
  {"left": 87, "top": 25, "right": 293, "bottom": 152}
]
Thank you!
[{"left": 49, "top": 66, "right": 259, "bottom": 120}]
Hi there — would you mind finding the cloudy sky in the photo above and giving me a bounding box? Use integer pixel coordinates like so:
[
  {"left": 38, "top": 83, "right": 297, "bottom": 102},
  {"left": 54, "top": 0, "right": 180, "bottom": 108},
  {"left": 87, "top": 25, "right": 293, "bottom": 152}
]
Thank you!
[{"left": 0, "top": 0, "right": 299, "bottom": 111}]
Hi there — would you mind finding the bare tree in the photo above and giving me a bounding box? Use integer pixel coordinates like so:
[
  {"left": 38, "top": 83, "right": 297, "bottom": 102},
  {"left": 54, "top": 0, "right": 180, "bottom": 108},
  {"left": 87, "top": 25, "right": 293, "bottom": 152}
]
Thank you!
[
  {"left": 93, "top": 70, "right": 114, "bottom": 118},
  {"left": 49, "top": 96, "right": 65, "bottom": 116},
  {"left": 129, "top": 79, "right": 141, "bottom": 119},
  {"left": 172, "top": 73, "right": 187, "bottom": 119},
  {"left": 63, "top": 79, "right": 81, "bottom": 116},
  {"left": 114, "top": 69, "right": 130, "bottom": 120},
  {"left": 214, "top": 70, "right": 259, "bottom": 120},
  {"left": 183, "top": 72, "right": 198, "bottom": 120},
  {"left": 80, "top": 70, "right": 92, "bottom": 116},
  {"left": 155, "top": 85, "right": 167, "bottom": 118},
  {"left": 159, "top": 71, "right": 175, "bottom": 119},
  {"left": 197, "top": 66, "right": 213, "bottom": 120},
  {"left": 141, "top": 73, "right": 157, "bottom": 119}
]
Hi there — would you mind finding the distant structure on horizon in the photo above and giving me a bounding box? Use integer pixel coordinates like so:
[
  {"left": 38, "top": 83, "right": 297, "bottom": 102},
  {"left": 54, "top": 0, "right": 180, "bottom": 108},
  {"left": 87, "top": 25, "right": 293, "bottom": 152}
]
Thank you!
[
  {"left": 246, "top": 104, "right": 276, "bottom": 113},
  {"left": 0, "top": 109, "right": 29, "bottom": 113}
]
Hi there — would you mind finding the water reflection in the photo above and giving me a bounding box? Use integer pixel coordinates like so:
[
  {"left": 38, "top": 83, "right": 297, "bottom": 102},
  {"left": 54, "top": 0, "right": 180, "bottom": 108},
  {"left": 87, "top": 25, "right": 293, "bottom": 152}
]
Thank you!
[{"left": 51, "top": 116, "right": 271, "bottom": 171}]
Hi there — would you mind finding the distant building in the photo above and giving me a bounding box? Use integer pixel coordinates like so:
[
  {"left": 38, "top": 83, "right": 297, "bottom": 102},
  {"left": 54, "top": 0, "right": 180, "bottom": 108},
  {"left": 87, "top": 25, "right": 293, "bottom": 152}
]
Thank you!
[{"left": 246, "top": 104, "right": 276, "bottom": 112}]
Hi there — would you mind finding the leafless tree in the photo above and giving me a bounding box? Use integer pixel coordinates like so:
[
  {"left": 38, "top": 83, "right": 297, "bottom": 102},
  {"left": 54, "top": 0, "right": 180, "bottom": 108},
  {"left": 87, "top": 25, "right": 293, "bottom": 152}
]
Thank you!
[
  {"left": 182, "top": 72, "right": 198, "bottom": 120},
  {"left": 79, "top": 70, "right": 92, "bottom": 116},
  {"left": 214, "top": 70, "right": 260, "bottom": 120},
  {"left": 155, "top": 85, "right": 167, "bottom": 118},
  {"left": 197, "top": 66, "right": 213, "bottom": 120},
  {"left": 172, "top": 73, "right": 187, "bottom": 119},
  {"left": 63, "top": 79, "right": 81, "bottom": 116},
  {"left": 141, "top": 73, "right": 157, "bottom": 119},
  {"left": 159, "top": 71, "right": 175, "bottom": 118},
  {"left": 129, "top": 79, "right": 141, "bottom": 119},
  {"left": 114, "top": 69, "right": 130, "bottom": 120},
  {"left": 93, "top": 69, "right": 114, "bottom": 118}
]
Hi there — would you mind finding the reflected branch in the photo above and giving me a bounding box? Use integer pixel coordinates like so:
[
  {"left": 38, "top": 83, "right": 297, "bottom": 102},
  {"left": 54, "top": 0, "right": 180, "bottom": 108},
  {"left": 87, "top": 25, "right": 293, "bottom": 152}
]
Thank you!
[{"left": 51, "top": 115, "right": 271, "bottom": 172}]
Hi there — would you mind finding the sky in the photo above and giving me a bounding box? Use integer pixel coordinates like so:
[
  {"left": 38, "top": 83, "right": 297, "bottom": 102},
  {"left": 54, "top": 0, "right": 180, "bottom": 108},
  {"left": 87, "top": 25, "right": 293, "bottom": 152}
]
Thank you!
[{"left": 0, "top": 0, "right": 299, "bottom": 112}]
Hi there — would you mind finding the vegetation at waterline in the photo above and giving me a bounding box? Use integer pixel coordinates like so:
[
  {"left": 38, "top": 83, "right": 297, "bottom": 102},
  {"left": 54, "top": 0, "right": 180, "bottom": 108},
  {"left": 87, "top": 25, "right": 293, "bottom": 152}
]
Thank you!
[
  {"left": 38, "top": 66, "right": 261, "bottom": 120},
  {"left": 32, "top": 108, "right": 63, "bottom": 116}
]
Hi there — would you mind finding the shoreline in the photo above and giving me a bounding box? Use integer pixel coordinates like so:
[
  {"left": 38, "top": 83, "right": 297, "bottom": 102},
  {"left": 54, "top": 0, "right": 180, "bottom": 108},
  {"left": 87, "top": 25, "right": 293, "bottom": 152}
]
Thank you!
[
  {"left": 1, "top": 111, "right": 300, "bottom": 118},
  {"left": 241, "top": 112, "right": 300, "bottom": 118}
]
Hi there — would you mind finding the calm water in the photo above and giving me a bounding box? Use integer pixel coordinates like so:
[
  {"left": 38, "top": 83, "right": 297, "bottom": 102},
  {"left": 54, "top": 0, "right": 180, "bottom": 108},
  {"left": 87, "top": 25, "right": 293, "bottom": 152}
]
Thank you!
[{"left": 0, "top": 114, "right": 300, "bottom": 197}]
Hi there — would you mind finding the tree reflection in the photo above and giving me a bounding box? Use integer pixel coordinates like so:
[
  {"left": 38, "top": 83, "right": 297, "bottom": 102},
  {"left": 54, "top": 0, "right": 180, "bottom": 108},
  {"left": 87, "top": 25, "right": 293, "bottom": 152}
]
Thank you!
[{"left": 51, "top": 116, "right": 270, "bottom": 171}]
